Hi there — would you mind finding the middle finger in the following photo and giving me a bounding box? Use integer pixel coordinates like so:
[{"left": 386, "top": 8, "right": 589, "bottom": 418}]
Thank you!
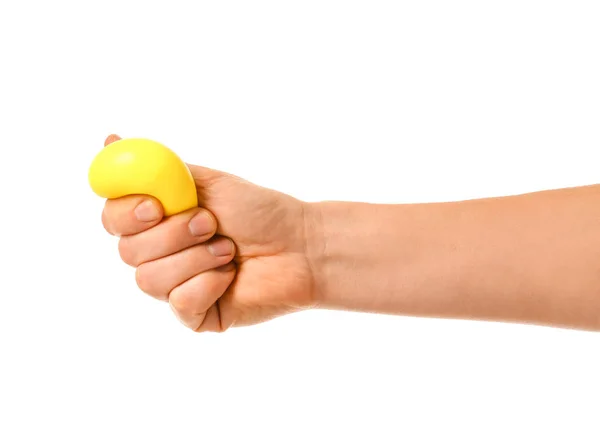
[{"left": 118, "top": 207, "right": 217, "bottom": 267}]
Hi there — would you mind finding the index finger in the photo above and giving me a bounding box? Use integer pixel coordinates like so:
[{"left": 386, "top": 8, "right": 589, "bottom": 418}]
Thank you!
[{"left": 102, "top": 194, "right": 164, "bottom": 236}]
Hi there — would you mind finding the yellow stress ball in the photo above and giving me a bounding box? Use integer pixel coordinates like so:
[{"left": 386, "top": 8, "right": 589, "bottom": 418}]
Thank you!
[{"left": 88, "top": 138, "right": 198, "bottom": 216}]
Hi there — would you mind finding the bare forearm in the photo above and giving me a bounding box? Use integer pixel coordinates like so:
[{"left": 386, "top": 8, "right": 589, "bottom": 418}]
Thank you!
[{"left": 307, "top": 184, "right": 600, "bottom": 330}]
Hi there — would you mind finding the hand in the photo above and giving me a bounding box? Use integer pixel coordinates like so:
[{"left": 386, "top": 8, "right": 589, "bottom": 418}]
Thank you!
[{"left": 100, "top": 134, "right": 319, "bottom": 332}]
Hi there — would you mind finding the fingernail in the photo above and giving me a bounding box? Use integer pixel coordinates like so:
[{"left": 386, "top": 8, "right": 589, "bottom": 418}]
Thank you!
[
  {"left": 216, "top": 262, "right": 235, "bottom": 272},
  {"left": 104, "top": 134, "right": 122, "bottom": 146},
  {"left": 134, "top": 200, "right": 160, "bottom": 222},
  {"left": 189, "top": 211, "right": 213, "bottom": 236},
  {"left": 208, "top": 238, "right": 233, "bottom": 257}
]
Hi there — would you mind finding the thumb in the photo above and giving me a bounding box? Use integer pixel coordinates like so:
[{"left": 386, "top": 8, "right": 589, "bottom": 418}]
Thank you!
[
  {"left": 103, "top": 135, "right": 230, "bottom": 187},
  {"left": 187, "top": 163, "right": 231, "bottom": 187}
]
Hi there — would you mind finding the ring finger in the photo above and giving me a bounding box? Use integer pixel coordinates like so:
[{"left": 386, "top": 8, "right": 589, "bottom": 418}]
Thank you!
[{"left": 135, "top": 236, "right": 235, "bottom": 301}]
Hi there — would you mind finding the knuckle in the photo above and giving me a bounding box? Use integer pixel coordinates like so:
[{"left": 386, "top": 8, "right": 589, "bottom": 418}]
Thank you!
[
  {"left": 101, "top": 207, "right": 115, "bottom": 235},
  {"left": 169, "top": 290, "right": 194, "bottom": 315},
  {"left": 135, "top": 264, "right": 157, "bottom": 297},
  {"left": 118, "top": 238, "right": 139, "bottom": 267}
]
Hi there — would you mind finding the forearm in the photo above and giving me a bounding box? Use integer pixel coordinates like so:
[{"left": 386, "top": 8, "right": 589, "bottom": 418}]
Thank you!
[{"left": 306, "top": 184, "right": 600, "bottom": 330}]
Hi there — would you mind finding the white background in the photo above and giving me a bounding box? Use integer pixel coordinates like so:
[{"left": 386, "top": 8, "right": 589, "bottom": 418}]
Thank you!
[{"left": 1, "top": 1, "right": 599, "bottom": 420}]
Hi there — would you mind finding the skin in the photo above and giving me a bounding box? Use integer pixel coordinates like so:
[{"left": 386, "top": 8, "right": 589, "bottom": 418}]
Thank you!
[{"left": 101, "top": 134, "right": 600, "bottom": 332}]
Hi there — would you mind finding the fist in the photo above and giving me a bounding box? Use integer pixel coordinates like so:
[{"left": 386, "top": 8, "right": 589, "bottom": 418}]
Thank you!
[
  {"left": 99, "top": 134, "right": 319, "bottom": 332},
  {"left": 102, "top": 195, "right": 237, "bottom": 332}
]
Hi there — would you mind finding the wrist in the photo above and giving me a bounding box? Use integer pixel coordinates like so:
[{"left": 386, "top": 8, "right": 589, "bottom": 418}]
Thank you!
[
  {"left": 300, "top": 200, "right": 327, "bottom": 307},
  {"left": 301, "top": 199, "right": 469, "bottom": 316},
  {"left": 302, "top": 200, "right": 393, "bottom": 310}
]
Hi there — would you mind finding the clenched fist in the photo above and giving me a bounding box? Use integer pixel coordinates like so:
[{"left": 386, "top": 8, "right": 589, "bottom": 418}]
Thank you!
[{"left": 100, "top": 134, "right": 320, "bottom": 332}]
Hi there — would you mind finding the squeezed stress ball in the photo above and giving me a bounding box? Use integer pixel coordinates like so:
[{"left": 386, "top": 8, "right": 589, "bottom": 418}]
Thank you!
[{"left": 88, "top": 138, "right": 198, "bottom": 216}]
